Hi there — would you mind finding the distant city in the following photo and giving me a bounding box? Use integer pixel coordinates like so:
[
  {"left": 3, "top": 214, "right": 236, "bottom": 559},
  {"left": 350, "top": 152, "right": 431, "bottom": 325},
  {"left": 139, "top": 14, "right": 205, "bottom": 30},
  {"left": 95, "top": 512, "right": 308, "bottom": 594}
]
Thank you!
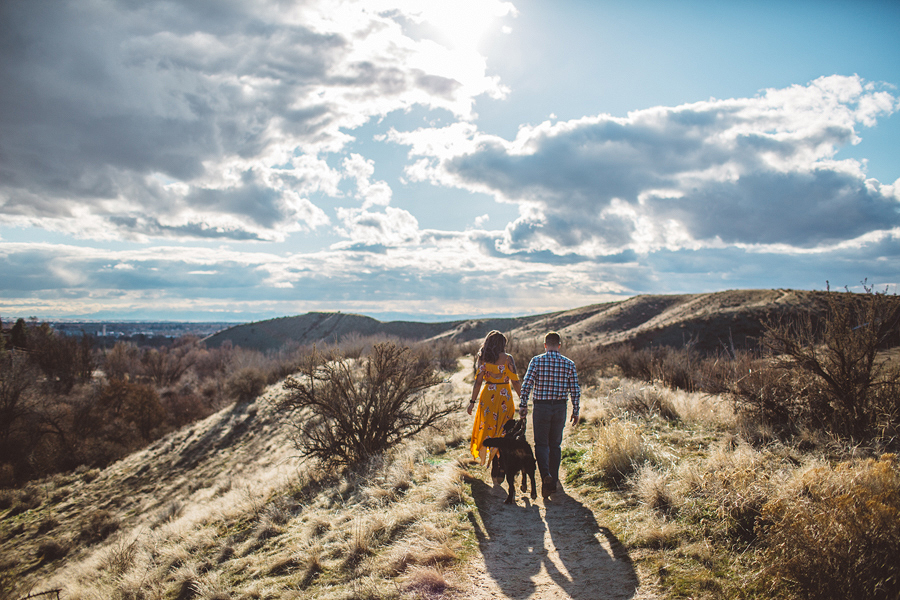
[{"left": 1, "top": 319, "right": 239, "bottom": 348}]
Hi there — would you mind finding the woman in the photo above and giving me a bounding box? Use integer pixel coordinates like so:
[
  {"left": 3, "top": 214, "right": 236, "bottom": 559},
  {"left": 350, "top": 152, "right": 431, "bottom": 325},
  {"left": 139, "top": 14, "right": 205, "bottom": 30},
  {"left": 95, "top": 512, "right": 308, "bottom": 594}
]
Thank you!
[{"left": 467, "top": 330, "right": 522, "bottom": 466}]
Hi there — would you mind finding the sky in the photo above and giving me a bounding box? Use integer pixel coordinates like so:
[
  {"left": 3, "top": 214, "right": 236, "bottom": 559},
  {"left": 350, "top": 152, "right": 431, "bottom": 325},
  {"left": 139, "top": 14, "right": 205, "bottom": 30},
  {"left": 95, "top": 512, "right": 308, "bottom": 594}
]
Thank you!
[{"left": 1, "top": 0, "right": 899, "bottom": 323}]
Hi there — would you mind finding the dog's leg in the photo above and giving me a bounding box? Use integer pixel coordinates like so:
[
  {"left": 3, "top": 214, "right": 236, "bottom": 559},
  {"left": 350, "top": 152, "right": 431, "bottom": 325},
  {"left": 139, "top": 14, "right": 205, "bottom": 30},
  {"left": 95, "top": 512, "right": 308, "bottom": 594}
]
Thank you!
[
  {"left": 490, "top": 453, "right": 504, "bottom": 486},
  {"left": 528, "top": 467, "right": 537, "bottom": 500},
  {"left": 504, "top": 469, "right": 516, "bottom": 505}
]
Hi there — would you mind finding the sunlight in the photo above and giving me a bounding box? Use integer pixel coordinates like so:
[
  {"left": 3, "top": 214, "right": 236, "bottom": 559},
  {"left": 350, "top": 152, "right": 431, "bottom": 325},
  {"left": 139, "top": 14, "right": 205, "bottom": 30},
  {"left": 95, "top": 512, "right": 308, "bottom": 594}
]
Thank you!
[{"left": 412, "top": 0, "right": 517, "bottom": 50}]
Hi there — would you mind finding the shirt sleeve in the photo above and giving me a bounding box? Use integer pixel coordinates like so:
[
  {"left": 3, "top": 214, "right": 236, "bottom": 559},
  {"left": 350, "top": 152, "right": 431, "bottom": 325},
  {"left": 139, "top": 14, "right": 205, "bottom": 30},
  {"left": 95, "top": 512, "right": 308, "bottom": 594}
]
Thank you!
[
  {"left": 520, "top": 357, "right": 537, "bottom": 407},
  {"left": 568, "top": 362, "right": 581, "bottom": 415}
]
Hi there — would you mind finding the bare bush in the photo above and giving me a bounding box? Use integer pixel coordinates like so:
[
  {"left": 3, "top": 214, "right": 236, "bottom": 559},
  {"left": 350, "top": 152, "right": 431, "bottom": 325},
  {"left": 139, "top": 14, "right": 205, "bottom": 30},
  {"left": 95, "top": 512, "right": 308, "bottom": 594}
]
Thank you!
[
  {"left": 742, "top": 283, "right": 900, "bottom": 441},
  {"left": 225, "top": 367, "right": 268, "bottom": 403},
  {"left": 29, "top": 324, "right": 94, "bottom": 393},
  {"left": 564, "top": 341, "right": 606, "bottom": 386},
  {"left": 280, "top": 342, "right": 451, "bottom": 467},
  {"left": 97, "top": 379, "right": 166, "bottom": 441},
  {"left": 650, "top": 345, "right": 699, "bottom": 391},
  {"left": 142, "top": 343, "right": 196, "bottom": 387},
  {"left": 604, "top": 344, "right": 655, "bottom": 381},
  {"left": 414, "top": 337, "right": 464, "bottom": 372},
  {"left": 0, "top": 346, "right": 35, "bottom": 455},
  {"left": 103, "top": 341, "right": 143, "bottom": 381},
  {"left": 506, "top": 336, "right": 544, "bottom": 377},
  {"left": 79, "top": 509, "right": 120, "bottom": 544}
]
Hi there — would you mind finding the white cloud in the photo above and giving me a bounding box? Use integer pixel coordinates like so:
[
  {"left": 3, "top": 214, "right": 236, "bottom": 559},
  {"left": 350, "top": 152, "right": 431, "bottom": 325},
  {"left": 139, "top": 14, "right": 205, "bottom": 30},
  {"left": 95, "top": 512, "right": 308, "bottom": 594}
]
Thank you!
[
  {"left": 0, "top": 0, "right": 509, "bottom": 241},
  {"left": 343, "top": 154, "right": 392, "bottom": 208},
  {"left": 393, "top": 75, "right": 900, "bottom": 256}
]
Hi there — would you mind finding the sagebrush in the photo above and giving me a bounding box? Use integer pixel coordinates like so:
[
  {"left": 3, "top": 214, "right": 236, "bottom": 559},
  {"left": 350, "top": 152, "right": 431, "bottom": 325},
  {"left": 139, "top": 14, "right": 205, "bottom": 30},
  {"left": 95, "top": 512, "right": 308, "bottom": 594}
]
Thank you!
[{"left": 280, "top": 342, "right": 453, "bottom": 466}]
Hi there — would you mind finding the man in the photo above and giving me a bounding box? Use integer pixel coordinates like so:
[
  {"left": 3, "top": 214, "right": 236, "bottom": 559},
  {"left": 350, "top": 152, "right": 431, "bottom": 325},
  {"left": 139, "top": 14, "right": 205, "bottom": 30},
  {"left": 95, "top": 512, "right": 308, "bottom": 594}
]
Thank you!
[{"left": 519, "top": 331, "right": 581, "bottom": 499}]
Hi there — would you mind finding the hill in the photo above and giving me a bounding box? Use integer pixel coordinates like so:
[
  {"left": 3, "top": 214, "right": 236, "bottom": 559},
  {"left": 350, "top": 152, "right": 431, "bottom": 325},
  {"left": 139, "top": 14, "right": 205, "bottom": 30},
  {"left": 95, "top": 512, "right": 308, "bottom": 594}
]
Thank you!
[
  {"left": 205, "top": 289, "right": 830, "bottom": 354},
  {"left": 4, "top": 287, "right": 898, "bottom": 599}
]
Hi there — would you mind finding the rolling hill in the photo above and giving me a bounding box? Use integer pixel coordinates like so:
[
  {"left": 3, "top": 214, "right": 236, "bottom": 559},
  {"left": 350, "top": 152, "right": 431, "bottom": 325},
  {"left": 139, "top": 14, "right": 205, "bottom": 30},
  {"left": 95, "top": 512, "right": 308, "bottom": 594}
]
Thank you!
[{"left": 205, "top": 288, "right": 831, "bottom": 354}]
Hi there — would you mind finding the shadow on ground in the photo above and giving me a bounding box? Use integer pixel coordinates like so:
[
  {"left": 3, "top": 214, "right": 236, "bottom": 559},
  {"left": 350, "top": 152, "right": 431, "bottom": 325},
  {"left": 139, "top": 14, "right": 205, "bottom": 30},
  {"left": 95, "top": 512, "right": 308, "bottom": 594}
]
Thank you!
[{"left": 466, "top": 474, "right": 639, "bottom": 599}]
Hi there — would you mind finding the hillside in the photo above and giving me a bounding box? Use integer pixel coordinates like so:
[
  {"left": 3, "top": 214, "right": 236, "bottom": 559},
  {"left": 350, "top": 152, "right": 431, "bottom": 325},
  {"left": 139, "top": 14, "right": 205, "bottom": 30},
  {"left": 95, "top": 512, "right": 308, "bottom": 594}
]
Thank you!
[
  {"left": 203, "top": 311, "right": 547, "bottom": 352},
  {"left": 206, "top": 289, "right": 830, "bottom": 354},
  {"left": 1, "top": 364, "right": 656, "bottom": 599}
]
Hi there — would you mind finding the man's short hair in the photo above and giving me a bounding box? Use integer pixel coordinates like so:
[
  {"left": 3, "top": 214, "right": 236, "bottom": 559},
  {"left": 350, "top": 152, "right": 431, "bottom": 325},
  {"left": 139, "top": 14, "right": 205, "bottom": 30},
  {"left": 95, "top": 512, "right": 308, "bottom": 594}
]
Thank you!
[{"left": 544, "top": 332, "right": 561, "bottom": 347}]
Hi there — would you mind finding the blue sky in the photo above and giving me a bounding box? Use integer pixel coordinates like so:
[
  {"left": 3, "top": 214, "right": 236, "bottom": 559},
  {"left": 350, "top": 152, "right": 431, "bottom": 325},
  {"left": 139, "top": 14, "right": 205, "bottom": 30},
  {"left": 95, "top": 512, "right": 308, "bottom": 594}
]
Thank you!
[{"left": 1, "top": 0, "right": 898, "bottom": 322}]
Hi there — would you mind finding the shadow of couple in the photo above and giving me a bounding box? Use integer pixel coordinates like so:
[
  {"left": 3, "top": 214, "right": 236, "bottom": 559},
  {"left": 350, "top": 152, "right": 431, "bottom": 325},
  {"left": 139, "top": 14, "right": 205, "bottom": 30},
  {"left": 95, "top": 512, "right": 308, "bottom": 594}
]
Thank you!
[{"left": 466, "top": 475, "right": 639, "bottom": 599}]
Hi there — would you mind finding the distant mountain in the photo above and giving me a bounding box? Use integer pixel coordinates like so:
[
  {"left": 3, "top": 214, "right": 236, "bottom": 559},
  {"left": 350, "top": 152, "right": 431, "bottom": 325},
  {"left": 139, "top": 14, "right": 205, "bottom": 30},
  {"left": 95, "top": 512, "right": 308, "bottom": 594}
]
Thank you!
[{"left": 204, "top": 289, "right": 835, "bottom": 354}]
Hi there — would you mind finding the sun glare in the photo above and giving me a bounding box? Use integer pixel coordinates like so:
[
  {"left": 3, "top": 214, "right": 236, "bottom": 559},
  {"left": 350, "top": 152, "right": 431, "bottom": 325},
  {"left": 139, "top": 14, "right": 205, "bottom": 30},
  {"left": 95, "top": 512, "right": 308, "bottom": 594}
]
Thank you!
[{"left": 406, "top": 0, "right": 517, "bottom": 50}]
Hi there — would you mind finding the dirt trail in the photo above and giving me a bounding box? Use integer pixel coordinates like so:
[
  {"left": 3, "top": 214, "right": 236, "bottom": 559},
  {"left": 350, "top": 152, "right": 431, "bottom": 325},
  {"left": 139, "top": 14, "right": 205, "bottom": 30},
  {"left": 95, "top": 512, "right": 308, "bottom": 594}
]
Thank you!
[{"left": 450, "top": 366, "right": 657, "bottom": 600}]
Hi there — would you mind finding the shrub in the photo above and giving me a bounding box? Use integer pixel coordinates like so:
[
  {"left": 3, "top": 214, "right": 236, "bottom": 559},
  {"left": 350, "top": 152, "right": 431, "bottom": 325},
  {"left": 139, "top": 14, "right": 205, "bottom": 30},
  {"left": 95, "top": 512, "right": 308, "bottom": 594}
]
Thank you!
[
  {"left": 8, "top": 485, "right": 43, "bottom": 516},
  {"left": 103, "top": 341, "right": 143, "bottom": 381},
  {"left": 280, "top": 342, "right": 451, "bottom": 467},
  {"left": 759, "top": 454, "right": 900, "bottom": 600},
  {"left": 0, "top": 347, "right": 35, "bottom": 456},
  {"left": 28, "top": 324, "right": 94, "bottom": 393},
  {"left": 97, "top": 379, "right": 166, "bottom": 440},
  {"left": 605, "top": 344, "right": 655, "bottom": 381},
  {"left": 564, "top": 341, "right": 606, "bottom": 386},
  {"left": 418, "top": 337, "right": 464, "bottom": 372},
  {"left": 79, "top": 509, "right": 120, "bottom": 544},
  {"left": 142, "top": 344, "right": 195, "bottom": 387},
  {"left": 506, "top": 337, "right": 544, "bottom": 377},
  {"left": 650, "top": 346, "right": 698, "bottom": 392},
  {"left": 37, "top": 538, "right": 70, "bottom": 562},
  {"left": 746, "top": 283, "right": 900, "bottom": 440},
  {"left": 225, "top": 367, "right": 268, "bottom": 403}
]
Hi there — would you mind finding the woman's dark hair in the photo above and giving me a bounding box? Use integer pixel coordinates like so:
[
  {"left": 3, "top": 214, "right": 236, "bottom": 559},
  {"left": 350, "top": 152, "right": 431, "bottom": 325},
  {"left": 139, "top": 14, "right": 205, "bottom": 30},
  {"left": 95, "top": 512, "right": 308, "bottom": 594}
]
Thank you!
[{"left": 477, "top": 330, "right": 507, "bottom": 365}]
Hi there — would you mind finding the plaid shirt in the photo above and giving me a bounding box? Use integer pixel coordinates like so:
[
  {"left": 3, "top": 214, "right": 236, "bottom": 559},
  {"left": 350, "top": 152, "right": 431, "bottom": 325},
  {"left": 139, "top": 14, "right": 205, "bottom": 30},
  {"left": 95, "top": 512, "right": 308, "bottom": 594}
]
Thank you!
[{"left": 519, "top": 350, "right": 581, "bottom": 416}]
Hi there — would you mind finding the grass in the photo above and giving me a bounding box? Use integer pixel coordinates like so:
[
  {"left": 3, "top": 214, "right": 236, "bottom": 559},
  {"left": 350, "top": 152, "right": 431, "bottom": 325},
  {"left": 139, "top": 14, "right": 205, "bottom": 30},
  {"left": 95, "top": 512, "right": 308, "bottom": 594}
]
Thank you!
[
  {"left": 0, "top": 372, "right": 475, "bottom": 600},
  {"left": 4, "top": 351, "right": 898, "bottom": 600},
  {"left": 561, "top": 380, "right": 900, "bottom": 599}
]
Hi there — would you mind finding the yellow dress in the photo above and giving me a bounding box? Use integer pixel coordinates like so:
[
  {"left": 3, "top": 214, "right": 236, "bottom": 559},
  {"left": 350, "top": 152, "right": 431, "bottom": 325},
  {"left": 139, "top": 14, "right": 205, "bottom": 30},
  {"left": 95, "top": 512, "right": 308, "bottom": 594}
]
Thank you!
[{"left": 470, "top": 362, "right": 518, "bottom": 464}]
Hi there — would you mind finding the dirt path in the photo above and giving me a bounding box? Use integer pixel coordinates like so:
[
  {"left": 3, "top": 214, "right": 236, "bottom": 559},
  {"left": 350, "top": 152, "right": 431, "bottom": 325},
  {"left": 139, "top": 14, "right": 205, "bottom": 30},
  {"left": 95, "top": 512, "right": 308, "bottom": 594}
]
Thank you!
[
  {"left": 449, "top": 364, "right": 657, "bottom": 599},
  {"left": 460, "top": 464, "right": 655, "bottom": 600}
]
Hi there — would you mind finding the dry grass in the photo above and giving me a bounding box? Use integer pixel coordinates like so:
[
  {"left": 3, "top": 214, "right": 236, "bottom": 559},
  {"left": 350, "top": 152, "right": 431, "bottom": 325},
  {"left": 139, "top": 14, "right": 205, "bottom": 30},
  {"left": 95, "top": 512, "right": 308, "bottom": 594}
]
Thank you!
[
  {"left": 10, "top": 339, "right": 897, "bottom": 600},
  {"left": 563, "top": 373, "right": 900, "bottom": 599},
  {"left": 759, "top": 454, "right": 900, "bottom": 600},
  {"left": 0, "top": 369, "right": 473, "bottom": 600},
  {"left": 584, "top": 419, "right": 653, "bottom": 484}
]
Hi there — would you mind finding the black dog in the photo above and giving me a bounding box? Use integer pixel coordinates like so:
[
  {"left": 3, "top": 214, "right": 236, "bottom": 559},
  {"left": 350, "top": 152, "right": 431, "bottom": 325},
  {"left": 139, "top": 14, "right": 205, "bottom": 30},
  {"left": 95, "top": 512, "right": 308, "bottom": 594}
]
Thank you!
[{"left": 482, "top": 418, "right": 537, "bottom": 504}]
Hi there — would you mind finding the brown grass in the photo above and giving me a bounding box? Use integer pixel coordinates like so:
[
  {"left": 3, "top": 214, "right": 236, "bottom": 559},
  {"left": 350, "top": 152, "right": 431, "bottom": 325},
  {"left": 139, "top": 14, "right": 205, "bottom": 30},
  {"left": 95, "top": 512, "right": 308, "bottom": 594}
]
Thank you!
[
  {"left": 759, "top": 454, "right": 900, "bottom": 600},
  {"left": 562, "top": 372, "right": 900, "bottom": 600},
  {"left": 585, "top": 419, "right": 653, "bottom": 484}
]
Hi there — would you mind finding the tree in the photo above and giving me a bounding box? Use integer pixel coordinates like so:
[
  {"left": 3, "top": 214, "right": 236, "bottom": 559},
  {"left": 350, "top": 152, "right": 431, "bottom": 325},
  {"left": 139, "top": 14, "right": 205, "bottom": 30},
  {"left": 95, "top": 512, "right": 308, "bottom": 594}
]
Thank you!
[
  {"left": 10, "top": 318, "right": 28, "bottom": 350},
  {"left": 0, "top": 341, "right": 35, "bottom": 458},
  {"left": 280, "top": 342, "right": 452, "bottom": 467},
  {"left": 29, "top": 325, "right": 95, "bottom": 393},
  {"left": 142, "top": 343, "right": 195, "bottom": 387}
]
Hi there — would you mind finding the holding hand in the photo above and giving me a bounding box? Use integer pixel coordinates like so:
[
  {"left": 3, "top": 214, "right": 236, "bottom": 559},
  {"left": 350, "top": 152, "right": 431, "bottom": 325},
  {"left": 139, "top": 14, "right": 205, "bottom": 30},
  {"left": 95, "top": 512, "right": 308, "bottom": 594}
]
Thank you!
[
  {"left": 570, "top": 412, "right": 580, "bottom": 426},
  {"left": 467, "top": 400, "right": 476, "bottom": 416}
]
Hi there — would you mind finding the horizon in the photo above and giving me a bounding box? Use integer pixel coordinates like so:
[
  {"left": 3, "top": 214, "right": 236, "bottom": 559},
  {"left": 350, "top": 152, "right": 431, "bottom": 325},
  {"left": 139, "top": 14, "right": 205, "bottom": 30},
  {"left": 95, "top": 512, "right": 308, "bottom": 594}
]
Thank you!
[
  {"left": 2, "top": 1, "right": 898, "bottom": 321},
  {"left": 7, "top": 284, "right": 895, "bottom": 326}
]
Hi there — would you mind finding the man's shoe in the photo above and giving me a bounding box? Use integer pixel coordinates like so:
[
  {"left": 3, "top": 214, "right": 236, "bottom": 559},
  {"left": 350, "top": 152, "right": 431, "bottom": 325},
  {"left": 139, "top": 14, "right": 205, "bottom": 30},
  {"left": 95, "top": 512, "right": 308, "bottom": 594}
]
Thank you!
[{"left": 541, "top": 476, "right": 555, "bottom": 499}]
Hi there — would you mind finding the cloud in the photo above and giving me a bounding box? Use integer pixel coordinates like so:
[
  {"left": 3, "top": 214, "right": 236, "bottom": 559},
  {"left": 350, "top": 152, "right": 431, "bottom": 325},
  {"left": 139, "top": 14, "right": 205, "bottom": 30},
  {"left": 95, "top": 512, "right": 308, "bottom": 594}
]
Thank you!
[
  {"left": 393, "top": 75, "right": 900, "bottom": 256},
  {"left": 3, "top": 222, "right": 897, "bottom": 320},
  {"left": 0, "top": 0, "right": 510, "bottom": 241}
]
